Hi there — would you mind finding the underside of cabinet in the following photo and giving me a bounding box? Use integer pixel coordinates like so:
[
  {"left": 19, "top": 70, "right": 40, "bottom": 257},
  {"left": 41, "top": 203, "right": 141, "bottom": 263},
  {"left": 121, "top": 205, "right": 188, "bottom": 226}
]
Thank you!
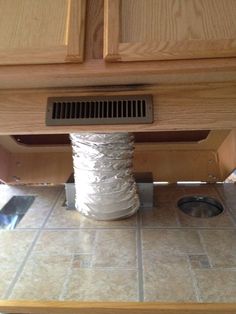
[{"left": 0, "top": 129, "right": 235, "bottom": 185}]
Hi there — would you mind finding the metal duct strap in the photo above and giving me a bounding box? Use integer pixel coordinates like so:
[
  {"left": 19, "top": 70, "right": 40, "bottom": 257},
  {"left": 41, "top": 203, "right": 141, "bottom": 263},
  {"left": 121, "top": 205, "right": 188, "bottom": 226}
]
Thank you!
[{"left": 70, "top": 133, "right": 140, "bottom": 220}]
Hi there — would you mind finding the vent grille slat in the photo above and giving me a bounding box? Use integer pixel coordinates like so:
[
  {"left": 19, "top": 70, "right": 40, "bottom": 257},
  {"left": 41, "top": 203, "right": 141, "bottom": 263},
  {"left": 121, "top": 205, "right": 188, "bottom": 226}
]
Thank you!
[{"left": 46, "top": 95, "right": 153, "bottom": 126}]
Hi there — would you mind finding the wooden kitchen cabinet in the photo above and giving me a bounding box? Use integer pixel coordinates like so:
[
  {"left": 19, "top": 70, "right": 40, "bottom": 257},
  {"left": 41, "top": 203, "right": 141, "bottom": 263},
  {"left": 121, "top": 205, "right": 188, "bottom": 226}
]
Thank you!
[
  {"left": 104, "top": 0, "right": 236, "bottom": 62},
  {"left": 0, "top": 0, "right": 86, "bottom": 65}
]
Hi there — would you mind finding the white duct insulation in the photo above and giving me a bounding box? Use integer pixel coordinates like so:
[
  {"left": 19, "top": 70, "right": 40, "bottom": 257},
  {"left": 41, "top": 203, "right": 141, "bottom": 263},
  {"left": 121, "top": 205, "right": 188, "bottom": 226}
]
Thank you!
[{"left": 70, "top": 133, "right": 140, "bottom": 220}]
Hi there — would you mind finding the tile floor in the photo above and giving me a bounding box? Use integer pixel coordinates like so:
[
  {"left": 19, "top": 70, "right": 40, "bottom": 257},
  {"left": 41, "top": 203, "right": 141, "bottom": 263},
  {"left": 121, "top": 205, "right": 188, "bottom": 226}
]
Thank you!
[{"left": 0, "top": 183, "right": 236, "bottom": 302}]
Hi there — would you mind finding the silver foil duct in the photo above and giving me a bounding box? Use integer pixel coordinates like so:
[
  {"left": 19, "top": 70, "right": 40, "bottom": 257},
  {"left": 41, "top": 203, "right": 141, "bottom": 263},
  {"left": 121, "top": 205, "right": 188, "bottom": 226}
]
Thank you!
[{"left": 70, "top": 133, "right": 140, "bottom": 220}]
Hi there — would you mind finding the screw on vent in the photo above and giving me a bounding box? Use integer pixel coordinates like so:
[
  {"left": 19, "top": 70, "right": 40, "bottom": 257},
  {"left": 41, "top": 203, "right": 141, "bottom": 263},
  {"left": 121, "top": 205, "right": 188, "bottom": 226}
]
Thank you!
[{"left": 177, "top": 196, "right": 224, "bottom": 218}]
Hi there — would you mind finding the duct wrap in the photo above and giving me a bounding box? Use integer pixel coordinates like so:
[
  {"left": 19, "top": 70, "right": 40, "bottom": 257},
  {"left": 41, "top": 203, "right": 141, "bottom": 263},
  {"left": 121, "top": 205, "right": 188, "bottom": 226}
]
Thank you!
[{"left": 70, "top": 133, "right": 140, "bottom": 220}]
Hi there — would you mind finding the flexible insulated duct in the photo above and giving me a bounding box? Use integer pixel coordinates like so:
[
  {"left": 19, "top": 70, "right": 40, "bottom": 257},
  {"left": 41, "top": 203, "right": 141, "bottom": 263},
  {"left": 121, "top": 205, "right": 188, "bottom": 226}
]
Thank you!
[{"left": 70, "top": 133, "right": 140, "bottom": 220}]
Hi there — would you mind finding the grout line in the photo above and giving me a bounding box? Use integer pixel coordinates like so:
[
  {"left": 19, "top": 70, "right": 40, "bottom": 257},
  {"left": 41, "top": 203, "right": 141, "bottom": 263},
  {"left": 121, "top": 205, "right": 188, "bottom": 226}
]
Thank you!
[
  {"left": 4, "top": 189, "right": 63, "bottom": 299},
  {"left": 136, "top": 208, "right": 144, "bottom": 302},
  {"left": 197, "top": 230, "right": 207, "bottom": 255},
  {"left": 13, "top": 225, "right": 236, "bottom": 231},
  {"left": 197, "top": 230, "right": 213, "bottom": 268},
  {"left": 57, "top": 266, "right": 138, "bottom": 270},
  {"left": 43, "top": 226, "right": 137, "bottom": 230},
  {"left": 173, "top": 205, "right": 182, "bottom": 228},
  {"left": 59, "top": 254, "right": 75, "bottom": 301},
  {"left": 186, "top": 257, "right": 202, "bottom": 302},
  {"left": 141, "top": 226, "right": 236, "bottom": 230}
]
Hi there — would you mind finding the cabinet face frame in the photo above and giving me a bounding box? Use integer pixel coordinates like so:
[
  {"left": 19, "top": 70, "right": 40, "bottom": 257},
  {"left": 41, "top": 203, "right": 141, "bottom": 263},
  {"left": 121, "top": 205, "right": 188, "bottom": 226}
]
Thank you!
[
  {"left": 0, "top": 0, "right": 86, "bottom": 65},
  {"left": 104, "top": 0, "right": 236, "bottom": 62}
]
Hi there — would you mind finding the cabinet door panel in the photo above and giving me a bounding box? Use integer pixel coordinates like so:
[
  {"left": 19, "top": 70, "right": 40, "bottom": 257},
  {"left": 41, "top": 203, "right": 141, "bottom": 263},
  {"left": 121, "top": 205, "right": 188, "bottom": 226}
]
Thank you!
[
  {"left": 0, "top": 0, "right": 86, "bottom": 64},
  {"left": 104, "top": 0, "right": 236, "bottom": 62}
]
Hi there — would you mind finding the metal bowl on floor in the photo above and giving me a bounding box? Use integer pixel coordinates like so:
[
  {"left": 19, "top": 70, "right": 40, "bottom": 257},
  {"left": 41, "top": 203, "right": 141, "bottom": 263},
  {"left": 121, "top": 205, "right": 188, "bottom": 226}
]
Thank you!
[{"left": 177, "top": 196, "right": 224, "bottom": 218}]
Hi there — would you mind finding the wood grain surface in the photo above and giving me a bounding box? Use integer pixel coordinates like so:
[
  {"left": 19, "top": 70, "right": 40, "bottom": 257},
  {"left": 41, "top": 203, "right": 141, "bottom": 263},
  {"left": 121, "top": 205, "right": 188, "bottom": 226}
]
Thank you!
[
  {"left": 0, "top": 301, "right": 236, "bottom": 314},
  {"left": 121, "top": 0, "right": 236, "bottom": 43},
  {"left": 0, "top": 83, "right": 235, "bottom": 134},
  {"left": 0, "top": 131, "right": 228, "bottom": 184},
  {"left": 0, "top": 0, "right": 86, "bottom": 64},
  {"left": 104, "top": 0, "right": 236, "bottom": 61},
  {"left": 218, "top": 129, "right": 236, "bottom": 179},
  {"left": 85, "top": 0, "right": 104, "bottom": 59},
  {"left": 0, "top": 57, "right": 236, "bottom": 89}
]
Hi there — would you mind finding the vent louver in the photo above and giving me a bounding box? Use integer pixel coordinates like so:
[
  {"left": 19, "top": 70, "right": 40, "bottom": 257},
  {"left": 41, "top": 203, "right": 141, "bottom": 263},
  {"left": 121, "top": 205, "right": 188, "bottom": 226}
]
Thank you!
[{"left": 46, "top": 95, "right": 153, "bottom": 126}]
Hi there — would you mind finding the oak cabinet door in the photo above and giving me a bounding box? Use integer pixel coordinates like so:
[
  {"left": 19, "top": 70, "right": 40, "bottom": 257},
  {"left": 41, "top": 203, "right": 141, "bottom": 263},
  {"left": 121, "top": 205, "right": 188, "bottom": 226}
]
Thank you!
[
  {"left": 104, "top": 0, "right": 236, "bottom": 62},
  {"left": 0, "top": 0, "right": 86, "bottom": 65}
]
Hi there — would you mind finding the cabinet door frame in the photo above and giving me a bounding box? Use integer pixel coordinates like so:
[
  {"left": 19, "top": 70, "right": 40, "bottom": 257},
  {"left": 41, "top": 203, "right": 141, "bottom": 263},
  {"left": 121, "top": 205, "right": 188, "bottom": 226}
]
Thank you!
[
  {"left": 0, "top": 0, "right": 86, "bottom": 65},
  {"left": 104, "top": 0, "right": 236, "bottom": 62},
  {"left": 66, "top": 0, "right": 86, "bottom": 62}
]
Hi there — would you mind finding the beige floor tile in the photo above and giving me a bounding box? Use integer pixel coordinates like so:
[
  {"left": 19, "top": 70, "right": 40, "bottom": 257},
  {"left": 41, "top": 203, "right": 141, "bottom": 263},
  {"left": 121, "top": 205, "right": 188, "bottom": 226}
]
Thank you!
[
  {"left": 91, "top": 229, "right": 137, "bottom": 268},
  {"left": 17, "top": 206, "right": 51, "bottom": 229},
  {"left": 154, "top": 185, "right": 185, "bottom": 205},
  {"left": 199, "top": 230, "right": 236, "bottom": 268},
  {"left": 141, "top": 204, "right": 179, "bottom": 227},
  {"left": 33, "top": 229, "right": 136, "bottom": 268},
  {"left": 0, "top": 185, "right": 37, "bottom": 212},
  {"left": 63, "top": 268, "right": 138, "bottom": 301},
  {"left": 32, "top": 229, "right": 137, "bottom": 267},
  {"left": 194, "top": 269, "right": 236, "bottom": 302},
  {"left": 0, "top": 261, "right": 21, "bottom": 298},
  {"left": 0, "top": 230, "right": 36, "bottom": 260},
  {"left": 72, "top": 254, "right": 92, "bottom": 268},
  {"left": 216, "top": 183, "right": 236, "bottom": 200},
  {"left": 17, "top": 186, "right": 62, "bottom": 228},
  {"left": 183, "top": 185, "right": 219, "bottom": 197},
  {"left": 0, "top": 185, "right": 62, "bottom": 229},
  {"left": 188, "top": 255, "right": 211, "bottom": 269},
  {"left": 2, "top": 184, "right": 236, "bottom": 303},
  {"left": 45, "top": 192, "right": 137, "bottom": 229},
  {"left": 143, "top": 253, "right": 197, "bottom": 302},
  {"left": 177, "top": 208, "right": 234, "bottom": 228},
  {"left": 9, "top": 255, "right": 71, "bottom": 300},
  {"left": 142, "top": 229, "right": 204, "bottom": 255},
  {"left": 32, "top": 230, "right": 95, "bottom": 256},
  {"left": 0, "top": 230, "right": 36, "bottom": 298},
  {"left": 216, "top": 184, "right": 236, "bottom": 220}
]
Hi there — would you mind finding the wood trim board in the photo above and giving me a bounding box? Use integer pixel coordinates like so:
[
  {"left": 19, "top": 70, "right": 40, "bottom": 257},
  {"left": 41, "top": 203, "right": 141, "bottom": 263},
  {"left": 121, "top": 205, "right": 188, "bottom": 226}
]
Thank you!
[
  {"left": 0, "top": 301, "right": 236, "bottom": 314},
  {"left": 0, "top": 58, "right": 236, "bottom": 89},
  {"left": 6, "top": 149, "right": 220, "bottom": 184},
  {"left": 0, "top": 145, "right": 10, "bottom": 183},
  {"left": 0, "top": 83, "right": 236, "bottom": 134},
  {"left": 217, "top": 129, "right": 236, "bottom": 180},
  {"left": 0, "top": 131, "right": 229, "bottom": 153},
  {"left": 0, "top": 131, "right": 229, "bottom": 184}
]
